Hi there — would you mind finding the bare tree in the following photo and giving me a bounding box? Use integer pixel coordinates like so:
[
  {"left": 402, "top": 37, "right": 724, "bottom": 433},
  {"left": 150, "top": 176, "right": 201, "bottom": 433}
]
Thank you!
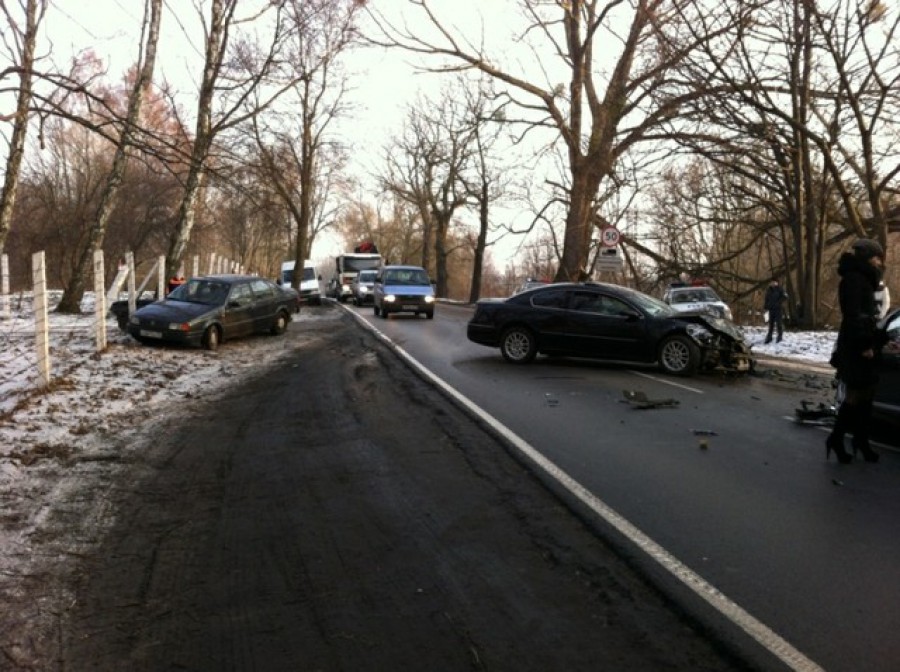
[
  {"left": 380, "top": 85, "right": 475, "bottom": 296},
  {"left": 668, "top": 0, "right": 900, "bottom": 327},
  {"left": 56, "top": 0, "right": 162, "bottom": 313},
  {"left": 461, "top": 81, "right": 510, "bottom": 302},
  {"left": 0, "top": 0, "right": 45, "bottom": 255},
  {"left": 366, "top": 0, "right": 755, "bottom": 281},
  {"left": 164, "top": 0, "right": 300, "bottom": 280},
  {"left": 248, "top": 0, "right": 362, "bottom": 288}
]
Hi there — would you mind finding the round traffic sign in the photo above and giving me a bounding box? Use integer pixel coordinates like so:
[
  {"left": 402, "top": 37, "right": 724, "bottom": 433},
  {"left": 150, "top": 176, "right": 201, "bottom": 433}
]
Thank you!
[{"left": 600, "top": 226, "right": 620, "bottom": 248}]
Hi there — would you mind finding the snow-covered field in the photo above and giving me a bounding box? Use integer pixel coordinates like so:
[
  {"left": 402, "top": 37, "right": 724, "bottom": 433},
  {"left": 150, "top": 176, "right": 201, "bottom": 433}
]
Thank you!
[{"left": 0, "top": 292, "right": 319, "bottom": 632}]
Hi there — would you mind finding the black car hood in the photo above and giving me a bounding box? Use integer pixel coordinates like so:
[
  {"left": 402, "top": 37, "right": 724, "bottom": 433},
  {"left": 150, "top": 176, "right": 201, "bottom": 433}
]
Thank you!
[
  {"left": 134, "top": 300, "right": 217, "bottom": 322},
  {"left": 676, "top": 312, "right": 746, "bottom": 342}
]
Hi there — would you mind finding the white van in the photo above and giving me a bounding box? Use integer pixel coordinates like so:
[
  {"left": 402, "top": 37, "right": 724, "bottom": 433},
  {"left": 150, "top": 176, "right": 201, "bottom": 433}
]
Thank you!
[{"left": 280, "top": 260, "right": 322, "bottom": 305}]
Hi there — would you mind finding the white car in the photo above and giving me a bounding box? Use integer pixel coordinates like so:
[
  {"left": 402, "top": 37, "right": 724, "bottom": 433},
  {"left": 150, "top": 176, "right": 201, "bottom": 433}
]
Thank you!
[{"left": 662, "top": 285, "right": 733, "bottom": 321}]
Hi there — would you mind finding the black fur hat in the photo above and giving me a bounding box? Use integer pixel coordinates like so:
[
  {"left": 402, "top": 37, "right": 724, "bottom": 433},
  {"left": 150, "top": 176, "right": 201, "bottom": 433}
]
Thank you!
[{"left": 852, "top": 238, "right": 884, "bottom": 260}]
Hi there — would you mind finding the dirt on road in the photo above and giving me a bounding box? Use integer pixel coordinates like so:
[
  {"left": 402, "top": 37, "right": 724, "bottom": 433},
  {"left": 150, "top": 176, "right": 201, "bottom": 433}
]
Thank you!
[{"left": 2, "top": 305, "right": 752, "bottom": 671}]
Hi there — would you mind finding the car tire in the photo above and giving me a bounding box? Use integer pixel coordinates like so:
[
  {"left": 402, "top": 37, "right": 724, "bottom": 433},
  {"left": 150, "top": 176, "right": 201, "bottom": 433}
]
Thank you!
[
  {"left": 500, "top": 326, "right": 537, "bottom": 364},
  {"left": 426, "top": 310, "right": 434, "bottom": 320},
  {"left": 271, "top": 311, "right": 288, "bottom": 335},
  {"left": 658, "top": 335, "right": 699, "bottom": 376},
  {"left": 203, "top": 325, "right": 221, "bottom": 351},
  {"left": 381, "top": 306, "right": 389, "bottom": 319},
  {"left": 374, "top": 304, "right": 380, "bottom": 317}
]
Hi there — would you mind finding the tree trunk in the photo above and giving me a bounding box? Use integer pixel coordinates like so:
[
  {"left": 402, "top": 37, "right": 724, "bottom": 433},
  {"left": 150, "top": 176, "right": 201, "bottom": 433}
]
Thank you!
[
  {"left": 0, "top": 0, "right": 40, "bottom": 255},
  {"left": 57, "top": 0, "right": 162, "bottom": 313},
  {"left": 166, "top": 0, "right": 226, "bottom": 279}
]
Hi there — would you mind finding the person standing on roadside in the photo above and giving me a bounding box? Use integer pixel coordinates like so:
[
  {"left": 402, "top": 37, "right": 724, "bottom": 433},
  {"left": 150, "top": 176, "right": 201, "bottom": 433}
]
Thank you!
[
  {"left": 764, "top": 279, "right": 787, "bottom": 343},
  {"left": 826, "top": 239, "right": 886, "bottom": 464}
]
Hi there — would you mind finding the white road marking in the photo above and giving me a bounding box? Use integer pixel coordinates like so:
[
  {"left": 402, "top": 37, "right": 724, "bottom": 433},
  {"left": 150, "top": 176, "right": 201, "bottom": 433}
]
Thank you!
[{"left": 629, "top": 369, "right": 705, "bottom": 394}]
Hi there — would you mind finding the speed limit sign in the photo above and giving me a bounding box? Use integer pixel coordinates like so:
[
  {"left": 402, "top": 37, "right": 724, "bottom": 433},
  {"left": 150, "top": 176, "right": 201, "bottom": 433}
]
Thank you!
[{"left": 601, "top": 226, "right": 620, "bottom": 248}]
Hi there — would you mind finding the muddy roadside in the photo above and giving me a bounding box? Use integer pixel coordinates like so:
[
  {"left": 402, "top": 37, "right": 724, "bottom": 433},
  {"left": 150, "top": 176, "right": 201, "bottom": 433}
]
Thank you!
[{"left": 3, "top": 306, "right": 756, "bottom": 670}]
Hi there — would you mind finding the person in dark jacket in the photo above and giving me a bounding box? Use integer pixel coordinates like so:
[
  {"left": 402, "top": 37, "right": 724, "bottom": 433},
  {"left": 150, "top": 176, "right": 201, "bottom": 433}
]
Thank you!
[
  {"left": 826, "top": 238, "right": 886, "bottom": 463},
  {"left": 763, "top": 279, "right": 788, "bottom": 343}
]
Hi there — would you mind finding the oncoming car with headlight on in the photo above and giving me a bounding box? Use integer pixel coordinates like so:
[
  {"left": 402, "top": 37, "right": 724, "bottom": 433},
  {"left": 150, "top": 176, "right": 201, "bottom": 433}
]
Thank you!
[
  {"left": 373, "top": 265, "right": 435, "bottom": 319},
  {"left": 466, "top": 282, "right": 753, "bottom": 376}
]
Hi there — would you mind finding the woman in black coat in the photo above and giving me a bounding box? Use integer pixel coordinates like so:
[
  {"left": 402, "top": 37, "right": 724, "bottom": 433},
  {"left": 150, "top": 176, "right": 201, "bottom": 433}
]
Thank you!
[{"left": 826, "top": 239, "right": 886, "bottom": 463}]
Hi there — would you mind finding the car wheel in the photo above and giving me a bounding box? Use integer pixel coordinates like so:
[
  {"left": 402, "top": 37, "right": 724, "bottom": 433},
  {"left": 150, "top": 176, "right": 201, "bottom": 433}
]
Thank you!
[
  {"left": 500, "top": 326, "right": 537, "bottom": 364},
  {"left": 658, "top": 335, "right": 700, "bottom": 376},
  {"left": 203, "top": 325, "right": 221, "bottom": 351},
  {"left": 374, "top": 304, "right": 380, "bottom": 317},
  {"left": 271, "top": 310, "right": 288, "bottom": 335},
  {"left": 381, "top": 306, "right": 389, "bottom": 319},
  {"left": 426, "top": 310, "right": 434, "bottom": 320}
]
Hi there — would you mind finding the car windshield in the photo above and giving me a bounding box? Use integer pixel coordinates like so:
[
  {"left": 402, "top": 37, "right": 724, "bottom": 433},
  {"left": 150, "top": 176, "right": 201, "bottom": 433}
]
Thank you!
[
  {"left": 170, "top": 279, "right": 231, "bottom": 305},
  {"left": 358, "top": 271, "right": 377, "bottom": 282},
  {"left": 673, "top": 287, "right": 720, "bottom": 303},
  {"left": 383, "top": 269, "right": 430, "bottom": 286}
]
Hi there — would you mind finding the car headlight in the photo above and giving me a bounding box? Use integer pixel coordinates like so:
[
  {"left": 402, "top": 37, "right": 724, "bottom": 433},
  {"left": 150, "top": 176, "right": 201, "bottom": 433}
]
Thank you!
[
  {"left": 384, "top": 294, "right": 396, "bottom": 303},
  {"left": 359, "top": 287, "right": 368, "bottom": 294},
  {"left": 686, "top": 323, "right": 713, "bottom": 343},
  {"left": 723, "top": 306, "right": 733, "bottom": 321},
  {"left": 169, "top": 322, "right": 191, "bottom": 332},
  {"left": 425, "top": 295, "right": 435, "bottom": 304}
]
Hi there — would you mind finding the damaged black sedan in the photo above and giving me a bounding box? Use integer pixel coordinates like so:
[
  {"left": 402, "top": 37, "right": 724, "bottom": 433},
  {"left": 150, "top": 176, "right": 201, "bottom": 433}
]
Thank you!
[{"left": 466, "top": 282, "right": 753, "bottom": 376}]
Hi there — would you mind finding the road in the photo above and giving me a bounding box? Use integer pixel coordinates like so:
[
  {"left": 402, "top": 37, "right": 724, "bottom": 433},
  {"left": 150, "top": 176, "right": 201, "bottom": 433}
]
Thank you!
[
  {"left": 349, "top": 300, "right": 900, "bottom": 672},
  {"left": 7, "top": 305, "right": 748, "bottom": 671}
]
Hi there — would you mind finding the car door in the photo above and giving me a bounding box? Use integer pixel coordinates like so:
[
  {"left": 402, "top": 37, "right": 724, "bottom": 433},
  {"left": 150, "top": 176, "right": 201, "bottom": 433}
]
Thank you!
[
  {"left": 222, "top": 282, "right": 257, "bottom": 337},
  {"left": 563, "top": 290, "right": 648, "bottom": 361},
  {"left": 249, "top": 279, "right": 278, "bottom": 332},
  {"left": 875, "top": 312, "right": 900, "bottom": 418},
  {"left": 523, "top": 288, "right": 571, "bottom": 353}
]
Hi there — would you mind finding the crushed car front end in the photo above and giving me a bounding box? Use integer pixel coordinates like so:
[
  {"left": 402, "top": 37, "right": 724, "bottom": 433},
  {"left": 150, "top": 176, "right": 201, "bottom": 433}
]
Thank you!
[{"left": 680, "top": 315, "right": 755, "bottom": 373}]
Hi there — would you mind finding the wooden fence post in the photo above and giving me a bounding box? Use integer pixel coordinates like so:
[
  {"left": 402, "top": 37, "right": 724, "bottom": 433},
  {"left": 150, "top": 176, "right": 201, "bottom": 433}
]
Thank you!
[
  {"left": 158, "top": 254, "right": 165, "bottom": 297},
  {"left": 0, "top": 254, "right": 8, "bottom": 320},
  {"left": 32, "top": 251, "right": 50, "bottom": 388},
  {"left": 94, "top": 249, "right": 107, "bottom": 351},
  {"left": 126, "top": 252, "right": 136, "bottom": 315}
]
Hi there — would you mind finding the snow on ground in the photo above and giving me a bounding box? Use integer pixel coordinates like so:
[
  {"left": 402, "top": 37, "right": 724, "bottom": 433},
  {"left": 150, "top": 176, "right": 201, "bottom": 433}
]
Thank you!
[
  {"left": 0, "top": 294, "right": 837, "bottom": 621},
  {"left": 0, "top": 291, "right": 326, "bottom": 602}
]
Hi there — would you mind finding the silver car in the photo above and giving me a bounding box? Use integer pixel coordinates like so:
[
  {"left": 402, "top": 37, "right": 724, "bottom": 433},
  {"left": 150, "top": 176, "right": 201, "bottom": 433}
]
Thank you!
[
  {"left": 352, "top": 269, "right": 378, "bottom": 305},
  {"left": 373, "top": 265, "right": 435, "bottom": 319}
]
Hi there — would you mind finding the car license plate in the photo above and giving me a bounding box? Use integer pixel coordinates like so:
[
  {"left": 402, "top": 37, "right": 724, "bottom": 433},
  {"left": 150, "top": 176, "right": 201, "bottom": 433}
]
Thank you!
[
  {"left": 140, "top": 329, "right": 163, "bottom": 339},
  {"left": 402, "top": 304, "right": 418, "bottom": 310}
]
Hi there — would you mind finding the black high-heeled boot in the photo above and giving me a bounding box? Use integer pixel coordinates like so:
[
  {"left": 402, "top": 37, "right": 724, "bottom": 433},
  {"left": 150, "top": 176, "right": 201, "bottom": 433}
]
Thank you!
[
  {"left": 826, "top": 405, "right": 853, "bottom": 464},
  {"left": 826, "top": 434, "right": 852, "bottom": 463},
  {"left": 850, "top": 403, "right": 879, "bottom": 463}
]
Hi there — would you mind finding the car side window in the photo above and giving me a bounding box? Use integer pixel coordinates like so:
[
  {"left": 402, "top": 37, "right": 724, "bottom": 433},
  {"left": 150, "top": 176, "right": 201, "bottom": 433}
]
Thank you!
[
  {"left": 229, "top": 283, "right": 253, "bottom": 306},
  {"left": 251, "top": 279, "right": 274, "bottom": 300},
  {"left": 571, "top": 292, "right": 630, "bottom": 316},
  {"left": 530, "top": 289, "right": 569, "bottom": 309}
]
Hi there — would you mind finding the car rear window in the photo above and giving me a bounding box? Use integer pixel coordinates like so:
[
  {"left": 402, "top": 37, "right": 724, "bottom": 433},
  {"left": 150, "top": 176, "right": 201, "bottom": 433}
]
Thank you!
[{"left": 530, "top": 289, "right": 569, "bottom": 309}]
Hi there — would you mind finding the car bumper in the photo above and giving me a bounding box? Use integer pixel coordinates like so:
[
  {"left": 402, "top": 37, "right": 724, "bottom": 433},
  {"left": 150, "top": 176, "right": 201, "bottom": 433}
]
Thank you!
[
  {"left": 127, "top": 324, "right": 202, "bottom": 347},
  {"left": 467, "top": 323, "right": 499, "bottom": 346}
]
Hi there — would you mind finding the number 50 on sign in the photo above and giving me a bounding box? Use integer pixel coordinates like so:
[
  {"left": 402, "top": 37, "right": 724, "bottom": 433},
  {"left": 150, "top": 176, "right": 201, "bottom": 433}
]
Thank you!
[{"left": 601, "top": 226, "right": 620, "bottom": 247}]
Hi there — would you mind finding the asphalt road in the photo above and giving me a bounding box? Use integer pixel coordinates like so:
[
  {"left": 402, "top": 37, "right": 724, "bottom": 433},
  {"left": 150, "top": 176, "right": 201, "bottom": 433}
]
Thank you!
[
  {"left": 11, "top": 305, "right": 751, "bottom": 671},
  {"left": 349, "top": 300, "right": 900, "bottom": 672}
]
